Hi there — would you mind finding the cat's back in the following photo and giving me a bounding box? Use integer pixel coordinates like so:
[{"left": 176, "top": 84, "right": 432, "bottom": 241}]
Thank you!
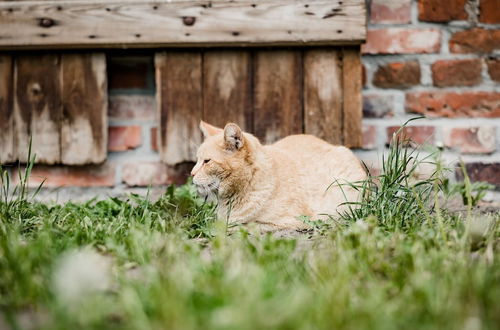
[
  {"left": 266, "top": 134, "right": 366, "bottom": 216},
  {"left": 269, "top": 134, "right": 361, "bottom": 167},
  {"left": 270, "top": 134, "right": 337, "bottom": 157}
]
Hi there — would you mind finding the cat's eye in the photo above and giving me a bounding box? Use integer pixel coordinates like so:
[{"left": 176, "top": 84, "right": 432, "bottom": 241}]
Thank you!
[{"left": 203, "top": 159, "right": 211, "bottom": 164}]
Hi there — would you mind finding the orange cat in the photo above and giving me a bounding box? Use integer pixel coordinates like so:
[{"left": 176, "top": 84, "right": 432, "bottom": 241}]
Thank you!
[{"left": 191, "top": 121, "right": 367, "bottom": 231}]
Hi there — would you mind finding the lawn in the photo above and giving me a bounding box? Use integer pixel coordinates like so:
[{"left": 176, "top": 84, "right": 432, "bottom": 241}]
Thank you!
[{"left": 1, "top": 142, "right": 499, "bottom": 330}]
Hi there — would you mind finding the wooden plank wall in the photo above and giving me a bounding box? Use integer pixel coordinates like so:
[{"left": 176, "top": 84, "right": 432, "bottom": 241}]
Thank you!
[
  {"left": 2, "top": 48, "right": 361, "bottom": 167},
  {"left": 203, "top": 50, "right": 252, "bottom": 132},
  {"left": 0, "top": 53, "right": 107, "bottom": 165},
  {"left": 342, "top": 47, "right": 363, "bottom": 148},
  {"left": 0, "top": 56, "right": 15, "bottom": 164},
  {"left": 61, "top": 54, "right": 108, "bottom": 164},
  {"left": 304, "top": 49, "right": 343, "bottom": 145},
  {"left": 253, "top": 51, "right": 302, "bottom": 144},
  {"left": 156, "top": 47, "right": 363, "bottom": 164},
  {"left": 155, "top": 52, "right": 203, "bottom": 165},
  {"left": 15, "top": 54, "right": 62, "bottom": 163}
]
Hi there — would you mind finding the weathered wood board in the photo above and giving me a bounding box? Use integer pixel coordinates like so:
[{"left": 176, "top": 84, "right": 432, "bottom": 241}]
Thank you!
[
  {"left": 342, "top": 46, "right": 362, "bottom": 148},
  {"left": 253, "top": 50, "right": 302, "bottom": 144},
  {"left": 0, "top": 0, "right": 366, "bottom": 50},
  {"left": 0, "top": 53, "right": 107, "bottom": 165},
  {"left": 203, "top": 50, "right": 252, "bottom": 131},
  {"left": 156, "top": 51, "right": 203, "bottom": 165},
  {"left": 61, "top": 53, "right": 107, "bottom": 164},
  {"left": 14, "top": 54, "right": 62, "bottom": 164},
  {"left": 304, "top": 49, "right": 343, "bottom": 145},
  {"left": 0, "top": 55, "right": 15, "bottom": 164}
]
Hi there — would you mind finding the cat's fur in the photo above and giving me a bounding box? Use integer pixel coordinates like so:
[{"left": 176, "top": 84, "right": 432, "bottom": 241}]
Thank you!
[{"left": 191, "top": 121, "right": 367, "bottom": 231}]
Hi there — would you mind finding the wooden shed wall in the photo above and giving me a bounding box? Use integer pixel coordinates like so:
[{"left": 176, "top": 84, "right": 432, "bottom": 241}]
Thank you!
[
  {"left": 1, "top": 47, "right": 362, "bottom": 165},
  {"left": 156, "top": 47, "right": 363, "bottom": 165},
  {"left": 0, "top": 0, "right": 366, "bottom": 166}
]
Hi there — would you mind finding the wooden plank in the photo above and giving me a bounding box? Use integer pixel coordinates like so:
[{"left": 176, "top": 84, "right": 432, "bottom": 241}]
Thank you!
[
  {"left": 14, "top": 54, "right": 62, "bottom": 164},
  {"left": 342, "top": 46, "right": 362, "bottom": 148},
  {"left": 0, "top": 55, "right": 15, "bottom": 164},
  {"left": 0, "top": 0, "right": 366, "bottom": 50},
  {"left": 303, "top": 49, "right": 343, "bottom": 145},
  {"left": 156, "top": 51, "right": 202, "bottom": 165},
  {"left": 203, "top": 50, "right": 252, "bottom": 131},
  {"left": 61, "top": 53, "right": 107, "bottom": 165},
  {"left": 253, "top": 50, "right": 302, "bottom": 144}
]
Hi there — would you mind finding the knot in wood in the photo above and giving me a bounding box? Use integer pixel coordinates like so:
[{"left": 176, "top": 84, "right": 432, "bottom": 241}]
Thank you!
[
  {"left": 28, "top": 83, "right": 44, "bottom": 101},
  {"left": 38, "top": 17, "right": 55, "bottom": 28},
  {"left": 30, "top": 83, "right": 42, "bottom": 95},
  {"left": 182, "top": 16, "right": 196, "bottom": 26}
]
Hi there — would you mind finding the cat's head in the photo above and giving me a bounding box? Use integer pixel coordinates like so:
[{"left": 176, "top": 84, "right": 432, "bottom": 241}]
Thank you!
[{"left": 191, "top": 121, "right": 257, "bottom": 200}]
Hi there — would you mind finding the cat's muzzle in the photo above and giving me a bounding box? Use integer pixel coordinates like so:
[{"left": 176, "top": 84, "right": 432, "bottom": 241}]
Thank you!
[{"left": 194, "top": 181, "right": 219, "bottom": 199}]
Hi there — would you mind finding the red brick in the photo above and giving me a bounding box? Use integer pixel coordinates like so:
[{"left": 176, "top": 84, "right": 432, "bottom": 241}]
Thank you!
[
  {"left": 362, "top": 29, "right": 441, "bottom": 54},
  {"left": 450, "top": 28, "right": 500, "bottom": 54},
  {"left": 456, "top": 163, "right": 500, "bottom": 187},
  {"left": 373, "top": 61, "right": 421, "bottom": 89},
  {"left": 431, "top": 59, "right": 482, "bottom": 87},
  {"left": 107, "top": 56, "right": 151, "bottom": 90},
  {"left": 406, "top": 92, "right": 500, "bottom": 117},
  {"left": 14, "top": 164, "right": 115, "bottom": 188},
  {"left": 370, "top": 0, "right": 411, "bottom": 24},
  {"left": 108, "top": 95, "right": 155, "bottom": 120},
  {"left": 362, "top": 125, "right": 377, "bottom": 150},
  {"left": 479, "top": 0, "right": 500, "bottom": 24},
  {"left": 386, "top": 126, "right": 435, "bottom": 145},
  {"left": 122, "top": 162, "right": 192, "bottom": 187},
  {"left": 108, "top": 126, "right": 142, "bottom": 152},
  {"left": 418, "top": 0, "right": 467, "bottom": 22},
  {"left": 486, "top": 58, "right": 500, "bottom": 82},
  {"left": 151, "top": 127, "right": 158, "bottom": 151},
  {"left": 363, "top": 93, "right": 394, "bottom": 118},
  {"left": 443, "top": 127, "right": 496, "bottom": 154}
]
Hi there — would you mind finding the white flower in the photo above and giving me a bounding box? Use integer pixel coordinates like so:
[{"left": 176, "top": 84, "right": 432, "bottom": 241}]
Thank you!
[
  {"left": 52, "top": 247, "right": 112, "bottom": 304},
  {"left": 355, "top": 219, "right": 369, "bottom": 231}
]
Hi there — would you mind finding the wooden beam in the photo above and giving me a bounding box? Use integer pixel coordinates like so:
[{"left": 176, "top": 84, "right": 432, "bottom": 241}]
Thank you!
[
  {"left": 253, "top": 50, "right": 302, "bottom": 144},
  {"left": 304, "top": 49, "right": 343, "bottom": 145},
  {"left": 342, "top": 46, "right": 362, "bottom": 148},
  {"left": 0, "top": 56, "right": 15, "bottom": 164},
  {"left": 203, "top": 50, "right": 252, "bottom": 131},
  {"left": 61, "top": 53, "right": 107, "bottom": 165},
  {"left": 0, "top": 0, "right": 366, "bottom": 50},
  {"left": 156, "top": 51, "right": 203, "bottom": 165}
]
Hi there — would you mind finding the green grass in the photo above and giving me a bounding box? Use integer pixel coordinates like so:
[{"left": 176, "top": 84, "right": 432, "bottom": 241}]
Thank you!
[{"left": 0, "top": 138, "right": 499, "bottom": 330}]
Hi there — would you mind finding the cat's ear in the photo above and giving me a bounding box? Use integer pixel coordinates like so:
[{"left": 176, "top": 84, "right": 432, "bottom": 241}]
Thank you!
[
  {"left": 200, "top": 121, "right": 222, "bottom": 138},
  {"left": 224, "top": 123, "right": 244, "bottom": 151}
]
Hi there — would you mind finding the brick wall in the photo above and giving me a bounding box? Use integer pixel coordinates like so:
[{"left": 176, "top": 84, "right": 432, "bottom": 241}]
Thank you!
[
  {"left": 9, "top": 0, "right": 500, "bottom": 199},
  {"left": 360, "top": 0, "right": 500, "bottom": 187}
]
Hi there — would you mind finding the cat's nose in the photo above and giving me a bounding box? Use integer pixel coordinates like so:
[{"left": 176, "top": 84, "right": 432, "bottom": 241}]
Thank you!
[{"left": 191, "top": 162, "right": 201, "bottom": 177}]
